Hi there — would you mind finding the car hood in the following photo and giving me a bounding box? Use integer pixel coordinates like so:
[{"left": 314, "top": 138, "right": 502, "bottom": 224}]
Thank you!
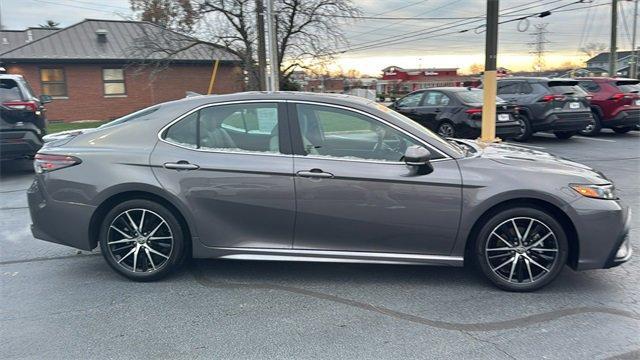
[{"left": 456, "top": 139, "right": 610, "bottom": 184}]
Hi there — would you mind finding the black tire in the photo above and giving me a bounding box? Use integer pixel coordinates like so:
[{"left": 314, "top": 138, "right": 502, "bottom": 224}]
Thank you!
[
  {"left": 437, "top": 121, "right": 456, "bottom": 138},
  {"left": 612, "top": 126, "right": 633, "bottom": 134},
  {"left": 513, "top": 113, "right": 533, "bottom": 142},
  {"left": 474, "top": 207, "right": 568, "bottom": 292},
  {"left": 99, "top": 199, "right": 186, "bottom": 281},
  {"left": 554, "top": 131, "right": 576, "bottom": 139},
  {"left": 579, "top": 111, "right": 602, "bottom": 136}
]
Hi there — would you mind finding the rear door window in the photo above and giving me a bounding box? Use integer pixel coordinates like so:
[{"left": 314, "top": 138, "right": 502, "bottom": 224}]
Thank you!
[
  {"left": 497, "top": 82, "right": 521, "bottom": 95},
  {"left": 0, "top": 79, "right": 24, "bottom": 102}
]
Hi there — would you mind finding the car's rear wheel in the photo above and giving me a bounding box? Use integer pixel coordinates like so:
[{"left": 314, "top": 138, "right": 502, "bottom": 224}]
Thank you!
[
  {"left": 475, "top": 207, "right": 568, "bottom": 292},
  {"left": 513, "top": 113, "right": 533, "bottom": 142},
  {"left": 579, "top": 112, "right": 602, "bottom": 136},
  {"left": 612, "top": 126, "right": 633, "bottom": 134},
  {"left": 554, "top": 131, "right": 576, "bottom": 139},
  {"left": 99, "top": 199, "right": 186, "bottom": 281},
  {"left": 437, "top": 121, "right": 456, "bottom": 138}
]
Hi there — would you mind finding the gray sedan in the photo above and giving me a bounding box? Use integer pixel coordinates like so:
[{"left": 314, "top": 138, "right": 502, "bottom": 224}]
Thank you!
[{"left": 27, "top": 92, "right": 631, "bottom": 291}]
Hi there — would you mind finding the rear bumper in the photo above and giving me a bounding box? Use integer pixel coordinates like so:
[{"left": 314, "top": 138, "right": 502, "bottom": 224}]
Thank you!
[
  {"left": 27, "top": 177, "right": 97, "bottom": 251},
  {"left": 461, "top": 119, "right": 522, "bottom": 139},
  {"left": 0, "top": 130, "right": 43, "bottom": 160},
  {"left": 605, "top": 109, "right": 640, "bottom": 128},
  {"left": 533, "top": 111, "right": 593, "bottom": 132}
]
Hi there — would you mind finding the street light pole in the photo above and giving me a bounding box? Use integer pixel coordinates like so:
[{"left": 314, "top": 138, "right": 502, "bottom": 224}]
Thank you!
[
  {"left": 610, "top": 0, "right": 618, "bottom": 77},
  {"left": 481, "top": 0, "right": 499, "bottom": 142},
  {"left": 265, "top": 0, "right": 279, "bottom": 91},
  {"left": 630, "top": 0, "right": 639, "bottom": 79}
]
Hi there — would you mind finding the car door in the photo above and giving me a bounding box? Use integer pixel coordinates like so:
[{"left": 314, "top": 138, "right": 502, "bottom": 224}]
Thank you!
[
  {"left": 497, "top": 81, "right": 523, "bottom": 104},
  {"left": 393, "top": 91, "right": 425, "bottom": 122},
  {"left": 413, "top": 91, "right": 451, "bottom": 130},
  {"left": 150, "top": 101, "right": 295, "bottom": 249},
  {"left": 289, "top": 102, "right": 462, "bottom": 255}
]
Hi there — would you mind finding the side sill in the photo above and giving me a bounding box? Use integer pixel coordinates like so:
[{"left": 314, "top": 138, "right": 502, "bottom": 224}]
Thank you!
[{"left": 192, "top": 244, "right": 464, "bottom": 267}]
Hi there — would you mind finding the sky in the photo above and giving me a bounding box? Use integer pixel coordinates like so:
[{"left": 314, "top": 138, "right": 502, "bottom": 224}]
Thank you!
[{"left": 0, "top": 0, "right": 638, "bottom": 74}]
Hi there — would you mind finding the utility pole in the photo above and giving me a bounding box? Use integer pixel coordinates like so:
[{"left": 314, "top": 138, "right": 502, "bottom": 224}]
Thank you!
[
  {"left": 255, "top": 0, "right": 267, "bottom": 91},
  {"left": 630, "top": 0, "right": 639, "bottom": 79},
  {"left": 481, "top": 0, "right": 499, "bottom": 143},
  {"left": 528, "top": 23, "right": 550, "bottom": 74},
  {"left": 610, "top": 0, "right": 618, "bottom": 77},
  {"left": 265, "top": 0, "right": 279, "bottom": 91}
]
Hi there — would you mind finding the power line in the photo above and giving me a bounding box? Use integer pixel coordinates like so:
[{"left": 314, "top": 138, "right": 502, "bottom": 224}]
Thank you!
[{"left": 528, "top": 23, "right": 550, "bottom": 72}]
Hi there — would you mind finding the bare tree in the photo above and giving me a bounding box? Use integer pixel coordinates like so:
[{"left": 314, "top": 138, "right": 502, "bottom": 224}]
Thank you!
[
  {"left": 130, "top": 0, "right": 198, "bottom": 33},
  {"left": 39, "top": 20, "right": 60, "bottom": 28},
  {"left": 579, "top": 43, "right": 607, "bottom": 60},
  {"left": 129, "top": 0, "right": 359, "bottom": 90}
]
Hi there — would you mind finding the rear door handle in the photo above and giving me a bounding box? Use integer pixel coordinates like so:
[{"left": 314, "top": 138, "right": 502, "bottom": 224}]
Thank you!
[
  {"left": 296, "top": 169, "right": 334, "bottom": 178},
  {"left": 164, "top": 161, "right": 199, "bottom": 170}
]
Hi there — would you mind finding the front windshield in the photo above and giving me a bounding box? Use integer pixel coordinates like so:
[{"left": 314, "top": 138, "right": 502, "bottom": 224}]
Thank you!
[
  {"left": 98, "top": 105, "right": 160, "bottom": 129},
  {"left": 456, "top": 90, "right": 506, "bottom": 104},
  {"left": 375, "top": 103, "right": 464, "bottom": 155}
]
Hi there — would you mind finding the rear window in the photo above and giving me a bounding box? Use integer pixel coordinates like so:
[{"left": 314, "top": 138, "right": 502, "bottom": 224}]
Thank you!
[
  {"left": 456, "top": 90, "right": 506, "bottom": 104},
  {"left": 0, "top": 79, "right": 23, "bottom": 102},
  {"left": 548, "top": 81, "right": 587, "bottom": 96},
  {"left": 614, "top": 81, "right": 640, "bottom": 93}
]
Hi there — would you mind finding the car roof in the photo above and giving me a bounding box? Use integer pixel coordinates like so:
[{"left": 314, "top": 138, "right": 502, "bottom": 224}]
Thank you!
[
  {"left": 498, "top": 77, "right": 576, "bottom": 82},
  {"left": 0, "top": 74, "right": 25, "bottom": 81},
  {"left": 574, "top": 77, "right": 638, "bottom": 82}
]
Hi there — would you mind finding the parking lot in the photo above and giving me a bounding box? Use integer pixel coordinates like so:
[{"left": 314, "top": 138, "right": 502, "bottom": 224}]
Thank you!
[{"left": 1, "top": 130, "right": 639, "bottom": 359}]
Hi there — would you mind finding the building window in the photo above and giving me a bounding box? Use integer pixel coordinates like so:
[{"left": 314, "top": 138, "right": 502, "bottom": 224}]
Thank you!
[
  {"left": 40, "top": 68, "right": 67, "bottom": 97},
  {"left": 103, "top": 68, "right": 126, "bottom": 96}
]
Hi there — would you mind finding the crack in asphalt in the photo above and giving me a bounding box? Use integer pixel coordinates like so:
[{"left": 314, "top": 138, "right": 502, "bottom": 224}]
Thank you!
[{"left": 190, "top": 263, "right": 640, "bottom": 332}]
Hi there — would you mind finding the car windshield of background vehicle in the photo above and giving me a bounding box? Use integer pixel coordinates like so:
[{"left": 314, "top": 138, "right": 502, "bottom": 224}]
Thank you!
[
  {"left": 40, "top": 68, "right": 67, "bottom": 97},
  {"left": 456, "top": 90, "right": 506, "bottom": 104},
  {"left": 377, "top": 103, "right": 462, "bottom": 156}
]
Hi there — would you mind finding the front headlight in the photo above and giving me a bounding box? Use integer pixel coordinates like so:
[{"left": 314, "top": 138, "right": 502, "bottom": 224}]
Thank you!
[{"left": 570, "top": 184, "right": 617, "bottom": 200}]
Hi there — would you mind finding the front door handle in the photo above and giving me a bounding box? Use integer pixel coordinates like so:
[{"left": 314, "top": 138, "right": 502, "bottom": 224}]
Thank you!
[
  {"left": 296, "top": 169, "right": 334, "bottom": 178},
  {"left": 164, "top": 161, "right": 199, "bottom": 170}
]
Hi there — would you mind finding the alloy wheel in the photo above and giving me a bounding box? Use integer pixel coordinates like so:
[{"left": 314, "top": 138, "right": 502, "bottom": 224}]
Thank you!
[
  {"left": 438, "top": 123, "right": 455, "bottom": 138},
  {"left": 106, "top": 208, "right": 174, "bottom": 273},
  {"left": 484, "top": 217, "right": 559, "bottom": 284}
]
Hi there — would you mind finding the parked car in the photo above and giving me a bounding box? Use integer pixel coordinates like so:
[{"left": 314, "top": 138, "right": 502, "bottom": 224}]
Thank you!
[
  {"left": 575, "top": 77, "right": 640, "bottom": 136},
  {"left": 390, "top": 87, "right": 522, "bottom": 139},
  {"left": 0, "top": 74, "right": 51, "bottom": 160},
  {"left": 494, "top": 77, "right": 593, "bottom": 141},
  {"left": 28, "top": 92, "right": 631, "bottom": 291}
]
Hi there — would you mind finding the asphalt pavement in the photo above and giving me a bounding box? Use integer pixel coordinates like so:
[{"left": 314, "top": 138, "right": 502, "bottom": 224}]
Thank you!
[{"left": 1, "top": 130, "right": 639, "bottom": 359}]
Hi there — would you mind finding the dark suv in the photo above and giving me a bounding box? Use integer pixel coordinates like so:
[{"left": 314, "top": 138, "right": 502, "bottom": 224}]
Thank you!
[
  {"left": 495, "top": 77, "right": 593, "bottom": 141},
  {"left": 0, "top": 74, "right": 51, "bottom": 160},
  {"left": 575, "top": 77, "right": 640, "bottom": 135},
  {"left": 390, "top": 87, "right": 522, "bottom": 139}
]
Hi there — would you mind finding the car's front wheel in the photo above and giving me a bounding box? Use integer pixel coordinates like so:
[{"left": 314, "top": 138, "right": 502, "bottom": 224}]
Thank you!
[
  {"left": 99, "top": 199, "right": 186, "bottom": 281},
  {"left": 475, "top": 207, "right": 568, "bottom": 291}
]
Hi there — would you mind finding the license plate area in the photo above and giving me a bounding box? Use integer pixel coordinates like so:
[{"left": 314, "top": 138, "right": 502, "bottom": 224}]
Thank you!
[
  {"left": 497, "top": 114, "right": 510, "bottom": 122},
  {"left": 569, "top": 102, "right": 580, "bottom": 109}
]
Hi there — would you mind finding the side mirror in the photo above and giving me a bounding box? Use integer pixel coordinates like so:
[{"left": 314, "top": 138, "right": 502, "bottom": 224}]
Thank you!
[
  {"left": 404, "top": 146, "right": 433, "bottom": 173},
  {"left": 39, "top": 95, "right": 52, "bottom": 104}
]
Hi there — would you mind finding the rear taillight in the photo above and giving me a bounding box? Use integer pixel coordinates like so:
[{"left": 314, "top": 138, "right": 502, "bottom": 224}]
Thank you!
[
  {"left": 465, "top": 108, "right": 483, "bottom": 115},
  {"left": 539, "top": 94, "right": 566, "bottom": 102},
  {"left": 2, "top": 101, "right": 37, "bottom": 112},
  {"left": 34, "top": 154, "right": 81, "bottom": 173},
  {"left": 609, "top": 93, "right": 633, "bottom": 101}
]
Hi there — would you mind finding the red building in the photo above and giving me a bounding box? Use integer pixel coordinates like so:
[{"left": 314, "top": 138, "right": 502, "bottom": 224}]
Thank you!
[
  {"left": 377, "top": 66, "right": 466, "bottom": 94},
  {"left": 0, "top": 19, "right": 243, "bottom": 122}
]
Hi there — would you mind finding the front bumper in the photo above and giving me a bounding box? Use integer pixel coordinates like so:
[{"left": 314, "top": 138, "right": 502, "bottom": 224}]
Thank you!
[
  {"left": 27, "top": 177, "right": 97, "bottom": 250},
  {"left": 568, "top": 197, "right": 632, "bottom": 270},
  {"left": 0, "top": 130, "right": 43, "bottom": 160},
  {"left": 605, "top": 109, "right": 640, "bottom": 128}
]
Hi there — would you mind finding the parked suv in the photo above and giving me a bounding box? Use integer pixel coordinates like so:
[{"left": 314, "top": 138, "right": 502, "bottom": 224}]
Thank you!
[
  {"left": 495, "top": 77, "right": 593, "bottom": 141},
  {"left": 0, "top": 74, "right": 51, "bottom": 160},
  {"left": 575, "top": 77, "right": 640, "bottom": 135},
  {"left": 391, "top": 87, "right": 522, "bottom": 139}
]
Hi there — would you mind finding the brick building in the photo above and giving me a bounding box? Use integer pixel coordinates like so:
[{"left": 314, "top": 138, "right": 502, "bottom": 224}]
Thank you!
[
  {"left": 377, "top": 66, "right": 467, "bottom": 95},
  {"left": 0, "top": 19, "right": 242, "bottom": 122}
]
